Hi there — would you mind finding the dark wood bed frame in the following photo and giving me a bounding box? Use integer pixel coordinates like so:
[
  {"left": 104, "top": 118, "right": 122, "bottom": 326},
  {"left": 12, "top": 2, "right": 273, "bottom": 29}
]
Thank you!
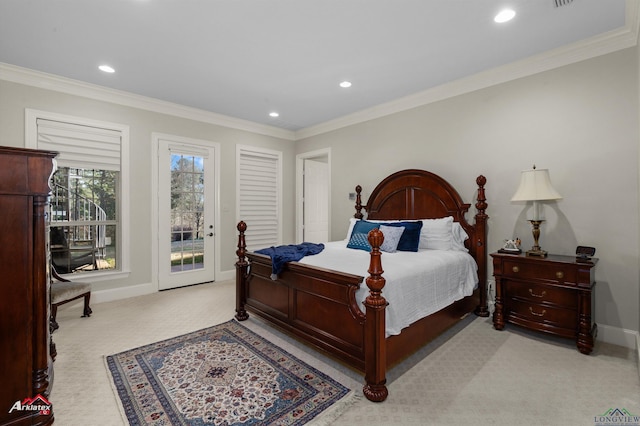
[{"left": 235, "top": 169, "right": 489, "bottom": 402}]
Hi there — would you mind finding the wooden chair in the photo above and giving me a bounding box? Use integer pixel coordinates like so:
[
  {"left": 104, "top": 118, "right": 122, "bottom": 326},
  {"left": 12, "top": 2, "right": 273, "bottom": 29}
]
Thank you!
[{"left": 50, "top": 266, "right": 92, "bottom": 332}]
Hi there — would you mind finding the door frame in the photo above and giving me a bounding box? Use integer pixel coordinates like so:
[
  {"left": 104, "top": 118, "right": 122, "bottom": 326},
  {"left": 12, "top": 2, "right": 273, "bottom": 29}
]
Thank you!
[
  {"left": 296, "top": 148, "right": 331, "bottom": 243},
  {"left": 151, "top": 133, "right": 221, "bottom": 291}
]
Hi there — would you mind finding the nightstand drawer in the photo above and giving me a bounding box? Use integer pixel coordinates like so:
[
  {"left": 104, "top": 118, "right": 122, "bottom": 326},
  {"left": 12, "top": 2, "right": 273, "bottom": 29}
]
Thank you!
[
  {"left": 503, "top": 259, "right": 576, "bottom": 284},
  {"left": 507, "top": 298, "right": 578, "bottom": 328},
  {"left": 505, "top": 281, "right": 578, "bottom": 308}
]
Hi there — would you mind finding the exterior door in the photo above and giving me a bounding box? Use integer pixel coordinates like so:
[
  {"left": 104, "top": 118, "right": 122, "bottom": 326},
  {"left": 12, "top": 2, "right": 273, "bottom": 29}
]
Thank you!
[
  {"left": 303, "top": 158, "right": 329, "bottom": 242},
  {"left": 158, "top": 140, "right": 215, "bottom": 290}
]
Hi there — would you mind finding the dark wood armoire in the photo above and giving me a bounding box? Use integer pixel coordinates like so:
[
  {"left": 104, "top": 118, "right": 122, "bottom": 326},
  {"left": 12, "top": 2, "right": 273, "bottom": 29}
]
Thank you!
[{"left": 0, "top": 147, "right": 57, "bottom": 426}]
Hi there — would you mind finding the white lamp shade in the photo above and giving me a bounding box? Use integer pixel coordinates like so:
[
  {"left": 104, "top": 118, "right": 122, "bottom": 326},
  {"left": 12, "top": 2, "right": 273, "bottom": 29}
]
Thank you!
[{"left": 511, "top": 168, "right": 562, "bottom": 201}]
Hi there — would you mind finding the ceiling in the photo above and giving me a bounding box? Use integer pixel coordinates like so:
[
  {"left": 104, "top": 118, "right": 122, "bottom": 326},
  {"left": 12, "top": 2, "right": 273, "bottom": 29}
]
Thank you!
[{"left": 0, "top": 1, "right": 631, "bottom": 134}]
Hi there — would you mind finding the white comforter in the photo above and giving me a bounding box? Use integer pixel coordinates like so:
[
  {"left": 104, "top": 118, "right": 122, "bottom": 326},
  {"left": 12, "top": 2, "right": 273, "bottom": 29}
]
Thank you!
[{"left": 298, "top": 241, "right": 478, "bottom": 336}]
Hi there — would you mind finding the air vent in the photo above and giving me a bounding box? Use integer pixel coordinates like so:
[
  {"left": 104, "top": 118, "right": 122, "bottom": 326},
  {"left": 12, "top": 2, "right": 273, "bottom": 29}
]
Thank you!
[{"left": 554, "top": 0, "right": 574, "bottom": 7}]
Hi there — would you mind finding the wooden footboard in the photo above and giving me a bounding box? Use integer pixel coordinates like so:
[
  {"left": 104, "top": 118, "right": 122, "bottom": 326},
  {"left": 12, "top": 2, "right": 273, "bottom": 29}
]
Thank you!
[{"left": 237, "top": 242, "right": 367, "bottom": 368}]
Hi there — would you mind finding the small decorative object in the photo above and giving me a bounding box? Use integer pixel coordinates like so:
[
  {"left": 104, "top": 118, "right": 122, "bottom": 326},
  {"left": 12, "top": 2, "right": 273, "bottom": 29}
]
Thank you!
[
  {"left": 576, "top": 245, "right": 596, "bottom": 260},
  {"left": 498, "top": 238, "right": 521, "bottom": 254},
  {"left": 511, "top": 165, "right": 562, "bottom": 257}
]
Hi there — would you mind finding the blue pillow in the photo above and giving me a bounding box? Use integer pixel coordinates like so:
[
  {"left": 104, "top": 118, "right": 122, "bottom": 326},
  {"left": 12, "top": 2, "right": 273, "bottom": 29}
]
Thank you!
[
  {"left": 383, "top": 221, "right": 423, "bottom": 252},
  {"left": 347, "top": 220, "right": 380, "bottom": 252}
]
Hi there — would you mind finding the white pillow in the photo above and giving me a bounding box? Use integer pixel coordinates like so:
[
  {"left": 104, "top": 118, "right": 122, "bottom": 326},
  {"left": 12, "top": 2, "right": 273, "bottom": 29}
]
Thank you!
[
  {"left": 451, "top": 222, "right": 469, "bottom": 252},
  {"left": 379, "top": 225, "right": 405, "bottom": 253},
  {"left": 419, "top": 217, "right": 454, "bottom": 250},
  {"left": 345, "top": 217, "right": 359, "bottom": 241}
]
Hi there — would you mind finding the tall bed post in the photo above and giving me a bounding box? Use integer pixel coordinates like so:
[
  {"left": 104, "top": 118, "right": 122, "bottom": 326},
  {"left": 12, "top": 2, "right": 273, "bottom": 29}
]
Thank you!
[
  {"left": 474, "top": 175, "right": 490, "bottom": 317},
  {"left": 354, "top": 185, "right": 364, "bottom": 219},
  {"left": 362, "top": 228, "right": 389, "bottom": 402},
  {"left": 235, "top": 221, "right": 249, "bottom": 321}
]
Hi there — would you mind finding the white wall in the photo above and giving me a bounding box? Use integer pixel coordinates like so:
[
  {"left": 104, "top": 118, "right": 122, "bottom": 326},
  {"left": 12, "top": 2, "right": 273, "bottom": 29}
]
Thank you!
[
  {"left": 296, "top": 48, "right": 640, "bottom": 335},
  {"left": 0, "top": 79, "right": 296, "bottom": 295},
  {"left": 637, "top": 26, "right": 640, "bottom": 339}
]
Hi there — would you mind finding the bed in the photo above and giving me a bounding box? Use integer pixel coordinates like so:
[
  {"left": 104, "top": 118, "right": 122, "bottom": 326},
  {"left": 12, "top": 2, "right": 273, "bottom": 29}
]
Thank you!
[{"left": 235, "top": 169, "right": 489, "bottom": 402}]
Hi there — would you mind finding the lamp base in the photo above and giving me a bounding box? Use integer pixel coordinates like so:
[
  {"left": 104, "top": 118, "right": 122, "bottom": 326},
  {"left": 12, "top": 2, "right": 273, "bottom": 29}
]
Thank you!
[
  {"left": 526, "top": 248, "right": 548, "bottom": 257},
  {"left": 526, "top": 220, "right": 548, "bottom": 257}
]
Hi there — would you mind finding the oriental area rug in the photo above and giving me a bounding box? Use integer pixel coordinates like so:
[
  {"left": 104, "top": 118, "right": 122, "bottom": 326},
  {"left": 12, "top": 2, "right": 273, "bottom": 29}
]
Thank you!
[{"left": 106, "top": 320, "right": 357, "bottom": 425}]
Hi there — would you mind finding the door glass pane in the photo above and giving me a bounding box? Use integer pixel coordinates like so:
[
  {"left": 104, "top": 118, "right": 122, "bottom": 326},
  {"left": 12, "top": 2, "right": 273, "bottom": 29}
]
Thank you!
[{"left": 170, "top": 154, "right": 205, "bottom": 272}]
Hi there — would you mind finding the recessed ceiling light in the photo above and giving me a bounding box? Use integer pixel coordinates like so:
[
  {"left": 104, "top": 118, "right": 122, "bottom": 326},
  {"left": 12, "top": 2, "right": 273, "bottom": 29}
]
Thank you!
[
  {"left": 339, "top": 81, "right": 352, "bottom": 88},
  {"left": 494, "top": 9, "right": 516, "bottom": 23},
  {"left": 98, "top": 64, "right": 115, "bottom": 73},
  {"left": 269, "top": 112, "right": 279, "bottom": 118}
]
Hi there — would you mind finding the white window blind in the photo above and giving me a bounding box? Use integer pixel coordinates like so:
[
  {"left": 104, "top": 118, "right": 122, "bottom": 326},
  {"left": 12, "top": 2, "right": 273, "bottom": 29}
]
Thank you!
[
  {"left": 36, "top": 118, "right": 122, "bottom": 171},
  {"left": 237, "top": 146, "right": 282, "bottom": 251}
]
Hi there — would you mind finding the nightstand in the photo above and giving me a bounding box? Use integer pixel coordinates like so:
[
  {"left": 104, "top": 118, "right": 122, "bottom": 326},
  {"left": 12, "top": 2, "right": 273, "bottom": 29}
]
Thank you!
[{"left": 491, "top": 252, "right": 598, "bottom": 354}]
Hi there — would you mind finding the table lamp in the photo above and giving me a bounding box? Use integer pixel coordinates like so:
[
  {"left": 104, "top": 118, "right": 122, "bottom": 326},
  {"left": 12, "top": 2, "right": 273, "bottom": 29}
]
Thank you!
[{"left": 511, "top": 165, "right": 562, "bottom": 257}]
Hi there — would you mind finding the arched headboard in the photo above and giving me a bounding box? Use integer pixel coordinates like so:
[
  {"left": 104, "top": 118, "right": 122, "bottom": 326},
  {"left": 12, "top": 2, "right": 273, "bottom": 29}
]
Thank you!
[{"left": 364, "top": 169, "right": 471, "bottom": 220}]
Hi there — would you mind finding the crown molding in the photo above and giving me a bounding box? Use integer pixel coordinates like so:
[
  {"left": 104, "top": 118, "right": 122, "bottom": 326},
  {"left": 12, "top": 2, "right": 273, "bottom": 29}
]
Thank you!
[
  {"left": 0, "top": 63, "right": 296, "bottom": 141},
  {"left": 295, "top": 0, "right": 640, "bottom": 140}
]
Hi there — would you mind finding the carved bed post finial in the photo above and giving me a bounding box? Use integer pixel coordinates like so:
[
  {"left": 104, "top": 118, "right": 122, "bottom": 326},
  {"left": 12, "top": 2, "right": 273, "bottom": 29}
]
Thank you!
[
  {"left": 363, "top": 228, "right": 389, "bottom": 402},
  {"left": 475, "top": 175, "right": 487, "bottom": 216},
  {"left": 365, "top": 229, "right": 385, "bottom": 302},
  {"left": 354, "top": 185, "right": 364, "bottom": 219},
  {"left": 236, "top": 221, "right": 247, "bottom": 262},
  {"left": 474, "top": 175, "right": 490, "bottom": 317},
  {"left": 235, "top": 221, "right": 249, "bottom": 321}
]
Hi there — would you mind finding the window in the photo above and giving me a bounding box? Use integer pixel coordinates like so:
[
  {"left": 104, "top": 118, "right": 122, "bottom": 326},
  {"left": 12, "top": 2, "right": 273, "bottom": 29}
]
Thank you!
[
  {"left": 26, "top": 110, "right": 130, "bottom": 277},
  {"left": 50, "top": 167, "right": 117, "bottom": 273},
  {"left": 237, "top": 145, "right": 282, "bottom": 251}
]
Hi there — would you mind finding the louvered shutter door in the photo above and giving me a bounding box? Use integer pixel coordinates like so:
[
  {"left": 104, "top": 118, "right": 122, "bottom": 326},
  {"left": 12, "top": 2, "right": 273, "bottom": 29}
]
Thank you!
[
  {"left": 238, "top": 148, "right": 281, "bottom": 251},
  {"left": 36, "top": 119, "right": 122, "bottom": 171}
]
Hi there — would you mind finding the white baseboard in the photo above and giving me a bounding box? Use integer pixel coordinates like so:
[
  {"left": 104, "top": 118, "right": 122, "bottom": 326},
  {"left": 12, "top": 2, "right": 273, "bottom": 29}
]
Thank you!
[{"left": 597, "top": 323, "right": 638, "bottom": 350}]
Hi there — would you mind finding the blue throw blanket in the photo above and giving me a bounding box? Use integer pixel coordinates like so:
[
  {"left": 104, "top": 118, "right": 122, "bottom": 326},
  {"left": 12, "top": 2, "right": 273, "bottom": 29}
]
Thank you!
[{"left": 256, "top": 243, "right": 325, "bottom": 279}]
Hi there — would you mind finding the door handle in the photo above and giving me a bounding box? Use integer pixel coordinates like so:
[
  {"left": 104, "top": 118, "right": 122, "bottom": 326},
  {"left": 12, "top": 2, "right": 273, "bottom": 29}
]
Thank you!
[{"left": 207, "top": 232, "right": 213, "bottom": 237}]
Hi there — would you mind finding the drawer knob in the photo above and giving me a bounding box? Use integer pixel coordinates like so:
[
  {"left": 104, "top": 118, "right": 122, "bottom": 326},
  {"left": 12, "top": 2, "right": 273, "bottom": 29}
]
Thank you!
[
  {"left": 512, "top": 266, "right": 519, "bottom": 273},
  {"left": 529, "top": 289, "right": 546, "bottom": 298},
  {"left": 529, "top": 307, "right": 546, "bottom": 317},
  {"left": 556, "top": 271, "right": 564, "bottom": 279}
]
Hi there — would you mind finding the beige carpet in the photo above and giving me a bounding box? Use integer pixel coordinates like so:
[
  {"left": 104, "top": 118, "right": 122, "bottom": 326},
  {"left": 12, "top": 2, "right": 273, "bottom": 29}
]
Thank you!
[{"left": 51, "top": 280, "right": 639, "bottom": 425}]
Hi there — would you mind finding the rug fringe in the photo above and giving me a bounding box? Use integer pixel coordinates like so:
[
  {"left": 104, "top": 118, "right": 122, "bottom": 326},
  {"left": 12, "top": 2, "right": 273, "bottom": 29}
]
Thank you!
[
  {"left": 308, "top": 390, "right": 362, "bottom": 426},
  {"left": 103, "top": 355, "right": 131, "bottom": 426}
]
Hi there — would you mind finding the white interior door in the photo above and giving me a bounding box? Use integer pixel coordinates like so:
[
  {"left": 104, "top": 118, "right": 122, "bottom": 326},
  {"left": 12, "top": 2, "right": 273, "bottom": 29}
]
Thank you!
[
  {"left": 303, "top": 158, "right": 329, "bottom": 242},
  {"left": 158, "top": 139, "right": 216, "bottom": 290}
]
